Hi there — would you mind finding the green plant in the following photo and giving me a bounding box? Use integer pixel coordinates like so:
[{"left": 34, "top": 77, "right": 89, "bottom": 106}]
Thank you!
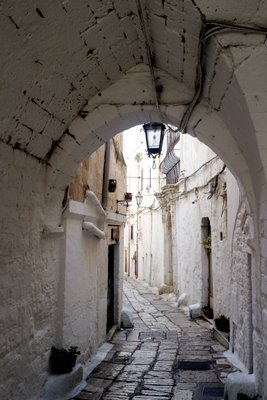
[
  {"left": 68, "top": 346, "right": 80, "bottom": 356},
  {"left": 214, "top": 315, "right": 230, "bottom": 332},
  {"left": 134, "top": 152, "right": 143, "bottom": 163},
  {"left": 203, "top": 234, "right": 211, "bottom": 246}
]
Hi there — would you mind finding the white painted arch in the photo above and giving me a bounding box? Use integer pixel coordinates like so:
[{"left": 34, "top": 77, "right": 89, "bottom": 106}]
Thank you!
[
  {"left": 45, "top": 63, "right": 257, "bottom": 218},
  {"left": 43, "top": 58, "right": 266, "bottom": 395}
]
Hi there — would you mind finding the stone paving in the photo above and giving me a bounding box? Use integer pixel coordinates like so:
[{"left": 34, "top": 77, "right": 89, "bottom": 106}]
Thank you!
[{"left": 73, "top": 278, "right": 237, "bottom": 400}]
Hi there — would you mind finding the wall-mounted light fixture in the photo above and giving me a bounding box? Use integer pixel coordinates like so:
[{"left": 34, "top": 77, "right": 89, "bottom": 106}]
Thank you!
[
  {"left": 117, "top": 192, "right": 133, "bottom": 207},
  {"left": 135, "top": 191, "right": 143, "bottom": 207},
  {"left": 143, "top": 122, "right": 165, "bottom": 168},
  {"left": 108, "top": 179, "right": 117, "bottom": 192}
]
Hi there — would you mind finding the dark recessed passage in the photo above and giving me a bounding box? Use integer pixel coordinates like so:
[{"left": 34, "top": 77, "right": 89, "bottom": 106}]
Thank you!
[
  {"left": 202, "top": 386, "right": 224, "bottom": 397},
  {"left": 175, "top": 361, "right": 212, "bottom": 370}
]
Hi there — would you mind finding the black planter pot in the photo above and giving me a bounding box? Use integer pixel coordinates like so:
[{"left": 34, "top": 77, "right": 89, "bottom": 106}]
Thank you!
[
  {"left": 215, "top": 317, "right": 230, "bottom": 333},
  {"left": 202, "top": 306, "right": 214, "bottom": 319},
  {"left": 50, "top": 347, "right": 77, "bottom": 374}
]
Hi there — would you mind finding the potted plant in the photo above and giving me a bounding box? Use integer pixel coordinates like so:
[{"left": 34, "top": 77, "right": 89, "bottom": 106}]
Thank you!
[
  {"left": 50, "top": 346, "right": 80, "bottom": 374},
  {"left": 202, "top": 234, "right": 211, "bottom": 248},
  {"left": 124, "top": 192, "right": 133, "bottom": 201},
  {"left": 214, "top": 315, "right": 230, "bottom": 332}
]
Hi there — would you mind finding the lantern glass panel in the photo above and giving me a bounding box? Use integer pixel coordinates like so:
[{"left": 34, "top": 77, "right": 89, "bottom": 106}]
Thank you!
[{"left": 147, "top": 126, "right": 162, "bottom": 150}]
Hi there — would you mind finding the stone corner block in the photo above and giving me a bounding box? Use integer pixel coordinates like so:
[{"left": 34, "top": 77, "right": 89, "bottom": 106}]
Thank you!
[
  {"left": 121, "top": 307, "right": 134, "bottom": 329},
  {"left": 40, "top": 364, "right": 84, "bottom": 400}
]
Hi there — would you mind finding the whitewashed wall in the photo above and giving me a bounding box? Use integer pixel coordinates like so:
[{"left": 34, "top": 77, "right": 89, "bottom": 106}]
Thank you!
[
  {"left": 231, "top": 202, "right": 254, "bottom": 372},
  {"left": 174, "top": 135, "right": 240, "bottom": 319},
  {"left": 0, "top": 142, "right": 125, "bottom": 400},
  {"left": 138, "top": 208, "right": 164, "bottom": 288},
  {"left": 124, "top": 125, "right": 166, "bottom": 280},
  {"left": 0, "top": 143, "right": 59, "bottom": 400},
  {"left": 62, "top": 200, "right": 108, "bottom": 362},
  {"left": 61, "top": 198, "right": 125, "bottom": 363}
]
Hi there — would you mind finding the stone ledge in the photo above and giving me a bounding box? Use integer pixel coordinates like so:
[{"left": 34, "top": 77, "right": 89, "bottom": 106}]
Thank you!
[
  {"left": 40, "top": 364, "right": 84, "bottom": 400},
  {"left": 213, "top": 327, "right": 229, "bottom": 349}
]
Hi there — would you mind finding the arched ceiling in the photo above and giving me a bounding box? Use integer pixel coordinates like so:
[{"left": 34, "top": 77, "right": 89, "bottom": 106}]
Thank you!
[{"left": 0, "top": 0, "right": 267, "bottom": 163}]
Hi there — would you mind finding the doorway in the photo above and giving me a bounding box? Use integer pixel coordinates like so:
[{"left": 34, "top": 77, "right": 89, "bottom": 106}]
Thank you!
[
  {"left": 107, "top": 244, "right": 115, "bottom": 333},
  {"left": 201, "top": 217, "right": 213, "bottom": 313}
]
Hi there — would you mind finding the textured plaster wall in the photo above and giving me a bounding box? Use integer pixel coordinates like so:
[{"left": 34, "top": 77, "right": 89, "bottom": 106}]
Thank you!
[
  {"left": 0, "top": 133, "right": 126, "bottom": 399},
  {"left": 0, "top": 142, "right": 59, "bottom": 399},
  {"left": 138, "top": 208, "right": 164, "bottom": 288},
  {"left": 231, "top": 203, "right": 253, "bottom": 372},
  {"left": 62, "top": 212, "right": 107, "bottom": 361},
  {"left": 60, "top": 131, "right": 126, "bottom": 362},
  {"left": 259, "top": 185, "right": 267, "bottom": 397},
  {"left": 107, "top": 134, "right": 127, "bottom": 214},
  {"left": 174, "top": 136, "right": 240, "bottom": 319},
  {"left": 68, "top": 133, "right": 126, "bottom": 214},
  {"left": 69, "top": 144, "right": 105, "bottom": 202}
]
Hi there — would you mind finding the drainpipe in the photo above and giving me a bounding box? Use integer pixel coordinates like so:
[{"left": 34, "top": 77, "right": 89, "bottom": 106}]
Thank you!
[
  {"left": 127, "top": 209, "right": 131, "bottom": 276},
  {"left": 135, "top": 208, "right": 139, "bottom": 279},
  {"left": 102, "top": 140, "right": 111, "bottom": 209}
]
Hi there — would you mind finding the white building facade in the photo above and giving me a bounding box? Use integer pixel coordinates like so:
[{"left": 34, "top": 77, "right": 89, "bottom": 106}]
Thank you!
[{"left": 136, "top": 131, "right": 255, "bottom": 379}]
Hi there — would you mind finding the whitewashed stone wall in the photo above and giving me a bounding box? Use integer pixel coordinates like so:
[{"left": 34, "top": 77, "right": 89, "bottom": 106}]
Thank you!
[
  {"left": 231, "top": 202, "right": 253, "bottom": 372},
  {"left": 138, "top": 208, "right": 164, "bottom": 288},
  {"left": 0, "top": 143, "right": 59, "bottom": 399},
  {"left": 62, "top": 200, "right": 108, "bottom": 362},
  {"left": 0, "top": 137, "right": 126, "bottom": 399},
  {"left": 259, "top": 188, "right": 267, "bottom": 397},
  {"left": 161, "top": 135, "right": 241, "bottom": 320}
]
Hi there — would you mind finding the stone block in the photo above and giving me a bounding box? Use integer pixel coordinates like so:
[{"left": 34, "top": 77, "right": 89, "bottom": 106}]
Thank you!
[
  {"left": 174, "top": 390, "right": 193, "bottom": 400},
  {"left": 178, "top": 293, "right": 188, "bottom": 306},
  {"left": 224, "top": 372, "right": 256, "bottom": 400},
  {"left": 40, "top": 364, "right": 84, "bottom": 399},
  {"left": 189, "top": 303, "right": 201, "bottom": 319},
  {"left": 159, "top": 285, "right": 174, "bottom": 295},
  {"left": 121, "top": 307, "right": 134, "bottom": 329},
  {"left": 178, "top": 370, "right": 219, "bottom": 383}
]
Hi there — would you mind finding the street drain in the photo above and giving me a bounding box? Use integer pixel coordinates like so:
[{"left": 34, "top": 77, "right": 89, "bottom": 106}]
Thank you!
[
  {"left": 202, "top": 386, "right": 224, "bottom": 397},
  {"left": 175, "top": 361, "right": 212, "bottom": 370},
  {"left": 139, "top": 331, "right": 167, "bottom": 340},
  {"left": 111, "top": 355, "right": 133, "bottom": 364}
]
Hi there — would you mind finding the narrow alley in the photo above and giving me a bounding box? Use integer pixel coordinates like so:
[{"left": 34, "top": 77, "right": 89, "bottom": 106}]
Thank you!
[{"left": 73, "top": 279, "right": 237, "bottom": 400}]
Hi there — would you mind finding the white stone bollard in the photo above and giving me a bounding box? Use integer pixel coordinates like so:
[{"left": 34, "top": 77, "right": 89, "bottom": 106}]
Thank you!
[{"left": 121, "top": 307, "right": 134, "bottom": 329}]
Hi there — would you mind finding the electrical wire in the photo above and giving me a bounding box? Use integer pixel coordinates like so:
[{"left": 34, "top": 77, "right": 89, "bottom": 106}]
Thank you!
[
  {"left": 161, "top": 21, "right": 267, "bottom": 175},
  {"left": 136, "top": 0, "right": 160, "bottom": 114},
  {"left": 178, "top": 21, "right": 267, "bottom": 133},
  {"left": 127, "top": 176, "right": 166, "bottom": 180},
  {"left": 136, "top": 4, "right": 267, "bottom": 134},
  {"left": 135, "top": 0, "right": 180, "bottom": 133}
]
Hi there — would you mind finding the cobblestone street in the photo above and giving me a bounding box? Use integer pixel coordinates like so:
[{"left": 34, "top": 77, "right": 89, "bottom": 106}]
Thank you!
[{"left": 73, "top": 279, "right": 237, "bottom": 400}]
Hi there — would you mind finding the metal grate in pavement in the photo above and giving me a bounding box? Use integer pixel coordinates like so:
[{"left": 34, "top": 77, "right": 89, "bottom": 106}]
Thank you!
[
  {"left": 202, "top": 386, "right": 224, "bottom": 397},
  {"left": 139, "top": 331, "right": 167, "bottom": 340},
  {"left": 111, "top": 355, "right": 133, "bottom": 364},
  {"left": 175, "top": 360, "right": 212, "bottom": 370}
]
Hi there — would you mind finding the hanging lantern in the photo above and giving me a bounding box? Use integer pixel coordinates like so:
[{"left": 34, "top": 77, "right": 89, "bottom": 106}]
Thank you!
[
  {"left": 135, "top": 191, "right": 143, "bottom": 207},
  {"left": 143, "top": 122, "right": 166, "bottom": 158}
]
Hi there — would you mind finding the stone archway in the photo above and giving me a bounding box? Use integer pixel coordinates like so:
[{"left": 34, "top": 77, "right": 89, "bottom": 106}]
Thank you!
[
  {"left": 39, "top": 56, "right": 267, "bottom": 394},
  {"left": 1, "top": 40, "right": 267, "bottom": 400}
]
